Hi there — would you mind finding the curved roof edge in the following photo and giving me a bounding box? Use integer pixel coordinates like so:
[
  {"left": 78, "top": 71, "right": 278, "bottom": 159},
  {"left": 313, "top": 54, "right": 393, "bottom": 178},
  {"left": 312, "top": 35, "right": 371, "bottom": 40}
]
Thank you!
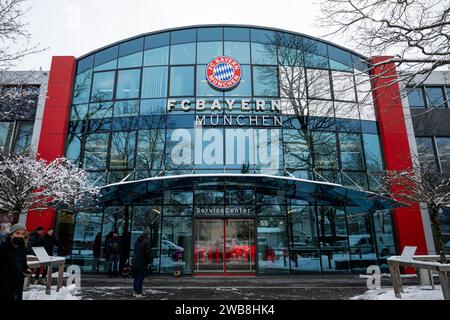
[{"left": 76, "top": 24, "right": 367, "bottom": 62}]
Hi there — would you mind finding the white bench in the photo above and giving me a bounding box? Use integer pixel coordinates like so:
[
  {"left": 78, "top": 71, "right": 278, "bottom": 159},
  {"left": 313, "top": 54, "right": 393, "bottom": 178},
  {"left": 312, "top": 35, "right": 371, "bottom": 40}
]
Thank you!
[
  {"left": 26, "top": 247, "right": 66, "bottom": 294},
  {"left": 387, "top": 246, "right": 450, "bottom": 300}
]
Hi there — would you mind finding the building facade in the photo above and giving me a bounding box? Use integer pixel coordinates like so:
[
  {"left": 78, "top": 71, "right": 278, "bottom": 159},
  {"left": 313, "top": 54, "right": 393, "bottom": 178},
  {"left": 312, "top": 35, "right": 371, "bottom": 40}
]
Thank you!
[{"left": 4, "top": 25, "right": 449, "bottom": 275}]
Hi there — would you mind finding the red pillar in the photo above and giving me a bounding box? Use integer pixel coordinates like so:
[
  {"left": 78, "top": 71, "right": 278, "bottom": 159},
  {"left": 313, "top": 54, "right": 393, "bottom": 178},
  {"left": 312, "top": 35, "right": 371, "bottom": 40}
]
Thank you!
[
  {"left": 26, "top": 56, "right": 76, "bottom": 232},
  {"left": 369, "top": 56, "right": 427, "bottom": 256}
]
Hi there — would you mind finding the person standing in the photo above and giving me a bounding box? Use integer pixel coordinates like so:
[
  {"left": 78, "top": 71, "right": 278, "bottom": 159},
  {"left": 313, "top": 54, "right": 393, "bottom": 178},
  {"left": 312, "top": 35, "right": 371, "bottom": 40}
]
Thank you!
[
  {"left": 26, "top": 226, "right": 46, "bottom": 285},
  {"left": 106, "top": 230, "right": 121, "bottom": 277},
  {"left": 41, "top": 228, "right": 60, "bottom": 281},
  {"left": 0, "top": 223, "right": 32, "bottom": 301},
  {"left": 132, "top": 233, "right": 152, "bottom": 298}
]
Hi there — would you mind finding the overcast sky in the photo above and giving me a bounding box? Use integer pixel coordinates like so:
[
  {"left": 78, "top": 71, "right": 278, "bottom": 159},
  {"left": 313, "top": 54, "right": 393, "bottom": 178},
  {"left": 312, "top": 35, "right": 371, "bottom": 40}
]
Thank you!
[{"left": 14, "top": 0, "right": 338, "bottom": 71}]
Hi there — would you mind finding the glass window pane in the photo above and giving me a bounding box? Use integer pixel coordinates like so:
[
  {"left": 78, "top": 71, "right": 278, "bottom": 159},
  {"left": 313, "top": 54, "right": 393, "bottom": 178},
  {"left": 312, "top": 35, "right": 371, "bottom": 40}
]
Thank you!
[
  {"left": 306, "top": 69, "right": 331, "bottom": 99},
  {"left": 170, "top": 66, "right": 195, "bottom": 96},
  {"left": 89, "top": 102, "right": 113, "bottom": 119},
  {"left": 13, "top": 122, "right": 33, "bottom": 154},
  {"left": 170, "top": 43, "right": 196, "bottom": 65},
  {"left": 289, "top": 205, "right": 320, "bottom": 272},
  {"left": 197, "top": 41, "right": 223, "bottom": 64},
  {"left": 116, "top": 69, "right": 141, "bottom": 99},
  {"left": 415, "top": 137, "right": 437, "bottom": 170},
  {"left": 304, "top": 53, "right": 329, "bottom": 69},
  {"left": 119, "top": 38, "right": 144, "bottom": 57},
  {"left": 143, "top": 46, "right": 169, "bottom": 66},
  {"left": 77, "top": 56, "right": 94, "bottom": 74},
  {"left": 407, "top": 87, "right": 425, "bottom": 108},
  {"left": 140, "top": 99, "right": 167, "bottom": 116},
  {"left": 426, "top": 87, "right": 446, "bottom": 107},
  {"left": 251, "top": 43, "right": 277, "bottom": 65},
  {"left": 332, "top": 71, "right": 356, "bottom": 102},
  {"left": 171, "top": 29, "right": 196, "bottom": 44},
  {"left": 110, "top": 131, "right": 136, "bottom": 169},
  {"left": 257, "top": 217, "right": 289, "bottom": 273},
  {"left": 137, "top": 129, "right": 165, "bottom": 171},
  {"left": 224, "top": 27, "right": 249, "bottom": 41},
  {"left": 114, "top": 100, "right": 139, "bottom": 117},
  {"left": 251, "top": 29, "right": 276, "bottom": 44},
  {"left": 328, "top": 45, "right": 352, "bottom": 70},
  {"left": 94, "top": 59, "right": 117, "bottom": 72},
  {"left": 373, "top": 210, "right": 396, "bottom": 261},
  {"left": 73, "top": 71, "right": 92, "bottom": 104},
  {"left": 253, "top": 66, "right": 278, "bottom": 97},
  {"left": 283, "top": 130, "right": 311, "bottom": 170},
  {"left": 91, "top": 71, "right": 115, "bottom": 102},
  {"left": 70, "top": 104, "right": 88, "bottom": 120},
  {"left": 72, "top": 212, "right": 103, "bottom": 272},
  {"left": 436, "top": 137, "right": 450, "bottom": 172},
  {"left": 339, "top": 133, "right": 364, "bottom": 170},
  {"left": 84, "top": 133, "right": 109, "bottom": 170},
  {"left": 118, "top": 52, "right": 143, "bottom": 69},
  {"left": 66, "top": 133, "right": 82, "bottom": 166},
  {"left": 198, "top": 27, "right": 223, "bottom": 41},
  {"left": 145, "top": 32, "right": 170, "bottom": 49},
  {"left": 224, "top": 41, "right": 250, "bottom": 64},
  {"left": 317, "top": 207, "right": 350, "bottom": 272},
  {"left": 142, "top": 66, "right": 168, "bottom": 98},
  {"left": 363, "top": 134, "right": 384, "bottom": 172},
  {"left": 312, "top": 131, "right": 338, "bottom": 169},
  {"left": 224, "top": 65, "right": 251, "bottom": 97},
  {"left": 196, "top": 65, "right": 223, "bottom": 97},
  {"left": 94, "top": 46, "right": 118, "bottom": 67},
  {"left": 161, "top": 217, "right": 192, "bottom": 274}
]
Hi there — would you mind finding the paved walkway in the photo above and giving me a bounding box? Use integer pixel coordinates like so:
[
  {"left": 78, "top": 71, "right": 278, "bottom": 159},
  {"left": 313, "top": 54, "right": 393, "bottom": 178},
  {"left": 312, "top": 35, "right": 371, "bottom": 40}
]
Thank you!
[{"left": 76, "top": 274, "right": 420, "bottom": 300}]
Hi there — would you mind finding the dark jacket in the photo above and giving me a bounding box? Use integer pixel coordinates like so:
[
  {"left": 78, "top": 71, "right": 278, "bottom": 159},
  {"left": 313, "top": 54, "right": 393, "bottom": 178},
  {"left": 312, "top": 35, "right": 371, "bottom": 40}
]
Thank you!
[
  {"left": 26, "top": 230, "right": 44, "bottom": 255},
  {"left": 133, "top": 235, "right": 152, "bottom": 271},
  {"left": 0, "top": 233, "right": 28, "bottom": 301},
  {"left": 106, "top": 237, "right": 121, "bottom": 256},
  {"left": 93, "top": 235, "right": 102, "bottom": 258},
  {"left": 42, "top": 233, "right": 59, "bottom": 256}
]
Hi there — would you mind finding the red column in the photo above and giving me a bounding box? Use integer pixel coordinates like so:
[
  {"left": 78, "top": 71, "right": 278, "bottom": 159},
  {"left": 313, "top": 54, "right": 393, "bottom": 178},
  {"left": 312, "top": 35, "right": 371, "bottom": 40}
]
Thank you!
[
  {"left": 26, "top": 56, "right": 76, "bottom": 232},
  {"left": 369, "top": 56, "right": 427, "bottom": 256}
]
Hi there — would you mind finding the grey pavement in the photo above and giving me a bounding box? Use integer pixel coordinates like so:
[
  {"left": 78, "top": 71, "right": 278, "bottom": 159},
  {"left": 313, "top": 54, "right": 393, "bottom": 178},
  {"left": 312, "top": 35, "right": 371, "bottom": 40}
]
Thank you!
[{"left": 74, "top": 274, "right": 420, "bottom": 300}]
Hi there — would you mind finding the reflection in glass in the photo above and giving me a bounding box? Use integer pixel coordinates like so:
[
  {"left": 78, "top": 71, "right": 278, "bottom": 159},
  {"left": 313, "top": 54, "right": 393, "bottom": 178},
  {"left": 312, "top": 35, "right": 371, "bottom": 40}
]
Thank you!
[
  {"left": 91, "top": 71, "right": 115, "bottom": 102},
  {"left": 116, "top": 69, "right": 141, "bottom": 100},
  {"left": 312, "top": 131, "right": 338, "bottom": 169},
  {"left": 110, "top": 131, "right": 136, "bottom": 169},
  {"left": 436, "top": 137, "right": 450, "bottom": 172},
  {"left": 161, "top": 217, "right": 192, "bottom": 274},
  {"left": 257, "top": 217, "right": 289, "bottom": 273}
]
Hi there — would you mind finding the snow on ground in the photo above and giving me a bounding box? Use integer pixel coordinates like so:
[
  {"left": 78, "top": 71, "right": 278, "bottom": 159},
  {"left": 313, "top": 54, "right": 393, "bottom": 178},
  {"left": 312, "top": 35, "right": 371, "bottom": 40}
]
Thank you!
[
  {"left": 23, "top": 284, "right": 81, "bottom": 300},
  {"left": 351, "top": 285, "right": 444, "bottom": 300}
]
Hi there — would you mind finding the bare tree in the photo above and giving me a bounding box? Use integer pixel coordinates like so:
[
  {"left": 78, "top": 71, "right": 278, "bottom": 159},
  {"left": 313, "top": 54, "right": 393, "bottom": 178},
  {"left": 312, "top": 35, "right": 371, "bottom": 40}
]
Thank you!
[
  {"left": 318, "top": 0, "right": 450, "bottom": 100},
  {"left": 0, "top": 0, "right": 43, "bottom": 69},
  {"left": 380, "top": 167, "right": 450, "bottom": 264}
]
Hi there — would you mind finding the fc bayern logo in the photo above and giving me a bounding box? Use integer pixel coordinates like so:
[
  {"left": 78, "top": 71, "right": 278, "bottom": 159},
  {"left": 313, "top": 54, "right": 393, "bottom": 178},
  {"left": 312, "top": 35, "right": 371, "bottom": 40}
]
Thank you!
[{"left": 206, "top": 56, "right": 242, "bottom": 90}]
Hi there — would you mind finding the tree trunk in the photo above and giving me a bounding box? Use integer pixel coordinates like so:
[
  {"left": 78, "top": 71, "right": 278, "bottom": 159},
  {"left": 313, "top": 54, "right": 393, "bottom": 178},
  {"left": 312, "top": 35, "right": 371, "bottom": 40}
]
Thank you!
[{"left": 430, "top": 207, "right": 447, "bottom": 264}]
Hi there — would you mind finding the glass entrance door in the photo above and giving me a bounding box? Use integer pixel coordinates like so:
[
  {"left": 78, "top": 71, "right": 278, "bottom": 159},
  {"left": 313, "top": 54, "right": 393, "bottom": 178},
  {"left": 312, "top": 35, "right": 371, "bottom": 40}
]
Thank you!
[{"left": 194, "top": 219, "right": 256, "bottom": 274}]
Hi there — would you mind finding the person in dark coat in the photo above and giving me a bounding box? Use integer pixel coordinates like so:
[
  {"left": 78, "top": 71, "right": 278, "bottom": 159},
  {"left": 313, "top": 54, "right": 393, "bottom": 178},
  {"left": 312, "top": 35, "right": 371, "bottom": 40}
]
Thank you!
[
  {"left": 26, "top": 226, "right": 46, "bottom": 284},
  {"left": 0, "top": 223, "right": 32, "bottom": 301},
  {"left": 93, "top": 233, "right": 102, "bottom": 272},
  {"left": 40, "top": 227, "right": 60, "bottom": 280},
  {"left": 26, "top": 226, "right": 45, "bottom": 255},
  {"left": 132, "top": 233, "right": 152, "bottom": 297},
  {"left": 106, "top": 230, "right": 121, "bottom": 277}
]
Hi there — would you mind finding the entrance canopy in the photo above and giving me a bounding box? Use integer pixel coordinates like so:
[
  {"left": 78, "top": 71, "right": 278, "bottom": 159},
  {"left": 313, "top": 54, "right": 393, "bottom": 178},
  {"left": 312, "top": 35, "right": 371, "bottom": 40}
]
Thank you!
[{"left": 99, "top": 173, "right": 404, "bottom": 211}]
